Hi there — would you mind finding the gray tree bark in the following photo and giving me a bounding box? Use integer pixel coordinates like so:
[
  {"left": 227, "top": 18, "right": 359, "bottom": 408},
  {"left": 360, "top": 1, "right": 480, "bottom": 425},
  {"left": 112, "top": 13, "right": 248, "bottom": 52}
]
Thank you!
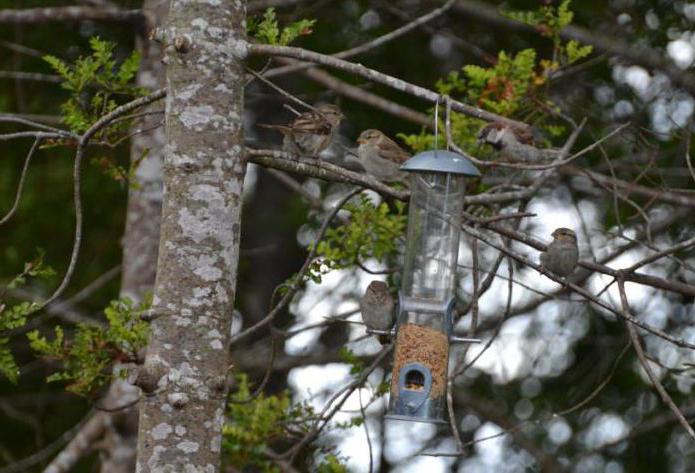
[
  {"left": 99, "top": 1, "right": 168, "bottom": 472},
  {"left": 134, "top": 0, "right": 247, "bottom": 471}
]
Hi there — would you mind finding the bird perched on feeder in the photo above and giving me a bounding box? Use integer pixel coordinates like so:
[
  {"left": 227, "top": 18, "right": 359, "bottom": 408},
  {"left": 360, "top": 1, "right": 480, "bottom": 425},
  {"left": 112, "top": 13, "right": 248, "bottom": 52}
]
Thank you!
[
  {"left": 477, "top": 121, "right": 557, "bottom": 163},
  {"left": 360, "top": 281, "right": 395, "bottom": 343},
  {"left": 259, "top": 104, "right": 344, "bottom": 158},
  {"left": 355, "top": 129, "right": 410, "bottom": 181},
  {"left": 540, "top": 228, "right": 579, "bottom": 278}
]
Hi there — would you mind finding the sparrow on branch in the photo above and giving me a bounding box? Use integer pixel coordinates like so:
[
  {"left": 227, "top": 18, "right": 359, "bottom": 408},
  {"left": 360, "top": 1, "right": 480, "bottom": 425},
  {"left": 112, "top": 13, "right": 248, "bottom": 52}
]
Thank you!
[
  {"left": 540, "top": 227, "right": 579, "bottom": 278},
  {"left": 259, "top": 104, "right": 344, "bottom": 158},
  {"left": 478, "top": 121, "right": 558, "bottom": 163},
  {"left": 355, "top": 129, "right": 410, "bottom": 181}
]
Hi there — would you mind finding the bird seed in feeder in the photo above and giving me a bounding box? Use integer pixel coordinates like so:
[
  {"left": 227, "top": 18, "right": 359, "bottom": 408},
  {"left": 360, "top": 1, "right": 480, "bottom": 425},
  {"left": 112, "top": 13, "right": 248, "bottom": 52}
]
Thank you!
[{"left": 391, "top": 323, "right": 449, "bottom": 399}]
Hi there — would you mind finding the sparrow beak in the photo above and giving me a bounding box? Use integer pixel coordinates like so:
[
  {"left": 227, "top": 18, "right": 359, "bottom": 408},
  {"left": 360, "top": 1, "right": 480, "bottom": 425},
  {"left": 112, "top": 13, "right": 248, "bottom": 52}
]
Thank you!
[{"left": 357, "top": 138, "right": 365, "bottom": 145}]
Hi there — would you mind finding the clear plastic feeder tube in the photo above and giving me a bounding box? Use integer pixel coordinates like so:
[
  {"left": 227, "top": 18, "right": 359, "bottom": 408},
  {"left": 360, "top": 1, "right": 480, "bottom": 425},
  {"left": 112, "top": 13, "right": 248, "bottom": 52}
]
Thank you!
[{"left": 401, "top": 171, "right": 465, "bottom": 306}]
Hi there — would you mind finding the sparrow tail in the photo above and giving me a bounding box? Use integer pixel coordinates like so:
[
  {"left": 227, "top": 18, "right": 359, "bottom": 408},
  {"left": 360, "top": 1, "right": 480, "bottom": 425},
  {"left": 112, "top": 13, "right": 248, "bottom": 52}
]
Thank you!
[{"left": 257, "top": 123, "right": 291, "bottom": 133}]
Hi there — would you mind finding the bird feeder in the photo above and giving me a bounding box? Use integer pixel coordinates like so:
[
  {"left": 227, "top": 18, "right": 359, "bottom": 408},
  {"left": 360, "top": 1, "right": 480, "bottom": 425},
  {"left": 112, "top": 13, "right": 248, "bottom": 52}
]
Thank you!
[{"left": 385, "top": 150, "right": 481, "bottom": 424}]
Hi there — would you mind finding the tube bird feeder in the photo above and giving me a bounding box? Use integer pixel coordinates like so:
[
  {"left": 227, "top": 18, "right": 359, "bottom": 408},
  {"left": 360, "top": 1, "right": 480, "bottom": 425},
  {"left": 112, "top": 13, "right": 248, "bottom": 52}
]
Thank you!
[{"left": 385, "top": 149, "right": 481, "bottom": 424}]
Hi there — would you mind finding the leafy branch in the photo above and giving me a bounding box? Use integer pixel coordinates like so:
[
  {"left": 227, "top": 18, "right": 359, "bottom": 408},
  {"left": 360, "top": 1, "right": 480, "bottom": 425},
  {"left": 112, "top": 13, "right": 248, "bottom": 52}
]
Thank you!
[
  {"left": 44, "top": 36, "right": 145, "bottom": 135},
  {"left": 401, "top": 0, "right": 592, "bottom": 157},
  {"left": 28, "top": 295, "right": 151, "bottom": 395},
  {"left": 223, "top": 374, "right": 349, "bottom": 472},
  {"left": 248, "top": 8, "right": 316, "bottom": 46},
  {"left": 0, "top": 249, "right": 56, "bottom": 383}
]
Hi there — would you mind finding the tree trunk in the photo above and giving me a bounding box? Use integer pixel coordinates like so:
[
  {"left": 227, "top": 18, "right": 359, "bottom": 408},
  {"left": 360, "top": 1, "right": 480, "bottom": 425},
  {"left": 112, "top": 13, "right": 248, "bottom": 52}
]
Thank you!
[
  {"left": 135, "top": 0, "right": 247, "bottom": 471},
  {"left": 99, "top": 1, "right": 168, "bottom": 472}
]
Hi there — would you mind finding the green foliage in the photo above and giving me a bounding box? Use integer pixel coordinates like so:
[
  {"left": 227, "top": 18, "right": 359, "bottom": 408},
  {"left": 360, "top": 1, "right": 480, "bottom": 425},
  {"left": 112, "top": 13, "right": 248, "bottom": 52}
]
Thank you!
[
  {"left": 223, "top": 374, "right": 351, "bottom": 471},
  {"left": 6, "top": 248, "right": 56, "bottom": 289},
  {"left": 315, "top": 196, "right": 407, "bottom": 280},
  {"left": 504, "top": 0, "right": 574, "bottom": 40},
  {"left": 0, "top": 249, "right": 55, "bottom": 383},
  {"left": 224, "top": 373, "right": 292, "bottom": 471},
  {"left": 464, "top": 48, "right": 538, "bottom": 115},
  {"left": 43, "top": 36, "right": 145, "bottom": 134},
  {"left": 504, "top": 1, "right": 592, "bottom": 61},
  {"left": 27, "top": 295, "right": 150, "bottom": 395},
  {"left": 566, "top": 39, "right": 594, "bottom": 64},
  {"left": 0, "top": 340, "right": 21, "bottom": 384},
  {"left": 316, "top": 455, "right": 348, "bottom": 472},
  {"left": 401, "top": 1, "right": 591, "bottom": 157},
  {"left": 338, "top": 347, "right": 364, "bottom": 375},
  {"left": 402, "top": 48, "right": 540, "bottom": 155},
  {"left": 248, "top": 8, "right": 316, "bottom": 46}
]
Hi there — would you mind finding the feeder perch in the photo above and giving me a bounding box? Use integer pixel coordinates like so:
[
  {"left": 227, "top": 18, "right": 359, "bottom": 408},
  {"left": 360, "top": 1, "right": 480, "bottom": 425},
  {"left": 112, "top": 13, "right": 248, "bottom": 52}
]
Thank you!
[{"left": 385, "top": 150, "right": 481, "bottom": 424}]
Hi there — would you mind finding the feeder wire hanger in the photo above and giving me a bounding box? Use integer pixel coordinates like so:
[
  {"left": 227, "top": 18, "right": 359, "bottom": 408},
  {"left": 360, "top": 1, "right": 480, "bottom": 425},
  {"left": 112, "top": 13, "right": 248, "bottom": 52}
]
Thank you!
[{"left": 440, "top": 95, "right": 480, "bottom": 345}]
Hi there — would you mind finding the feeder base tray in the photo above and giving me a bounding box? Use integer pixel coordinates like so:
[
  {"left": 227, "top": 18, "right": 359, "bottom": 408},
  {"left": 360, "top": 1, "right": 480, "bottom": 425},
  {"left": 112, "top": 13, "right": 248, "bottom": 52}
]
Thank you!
[{"left": 384, "top": 414, "right": 448, "bottom": 425}]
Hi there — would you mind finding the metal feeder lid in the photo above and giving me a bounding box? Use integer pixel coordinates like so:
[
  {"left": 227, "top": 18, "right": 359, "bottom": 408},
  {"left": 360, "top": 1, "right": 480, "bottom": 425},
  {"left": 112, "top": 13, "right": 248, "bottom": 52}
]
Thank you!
[{"left": 400, "top": 149, "right": 481, "bottom": 177}]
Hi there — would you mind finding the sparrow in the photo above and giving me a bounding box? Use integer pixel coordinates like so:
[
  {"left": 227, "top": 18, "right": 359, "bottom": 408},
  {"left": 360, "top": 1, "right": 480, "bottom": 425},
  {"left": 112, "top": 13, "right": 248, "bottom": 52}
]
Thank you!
[
  {"left": 356, "top": 129, "right": 410, "bottom": 181},
  {"left": 540, "top": 227, "right": 579, "bottom": 278},
  {"left": 478, "top": 121, "right": 557, "bottom": 163},
  {"left": 360, "top": 281, "right": 395, "bottom": 343},
  {"left": 259, "top": 104, "right": 344, "bottom": 158}
]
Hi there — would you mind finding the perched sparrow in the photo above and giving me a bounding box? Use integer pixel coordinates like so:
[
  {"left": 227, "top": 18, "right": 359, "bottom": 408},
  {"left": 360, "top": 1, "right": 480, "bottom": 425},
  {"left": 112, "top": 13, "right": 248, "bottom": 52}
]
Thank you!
[
  {"left": 356, "top": 129, "right": 410, "bottom": 181},
  {"left": 259, "top": 104, "right": 344, "bottom": 158},
  {"left": 540, "top": 227, "right": 579, "bottom": 277},
  {"left": 478, "top": 121, "right": 557, "bottom": 163},
  {"left": 360, "top": 281, "right": 395, "bottom": 341}
]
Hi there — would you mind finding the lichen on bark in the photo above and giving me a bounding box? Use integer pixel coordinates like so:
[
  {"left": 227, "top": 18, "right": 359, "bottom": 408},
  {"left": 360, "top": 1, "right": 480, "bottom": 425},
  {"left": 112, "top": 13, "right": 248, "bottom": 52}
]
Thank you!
[{"left": 135, "top": 1, "right": 247, "bottom": 471}]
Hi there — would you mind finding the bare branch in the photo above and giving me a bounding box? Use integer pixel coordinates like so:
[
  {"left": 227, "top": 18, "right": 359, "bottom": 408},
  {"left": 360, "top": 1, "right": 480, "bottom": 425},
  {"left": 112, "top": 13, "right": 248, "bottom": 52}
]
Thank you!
[
  {"left": 0, "top": 138, "right": 40, "bottom": 226},
  {"left": 246, "top": 148, "right": 560, "bottom": 206},
  {"left": 284, "top": 346, "right": 392, "bottom": 461},
  {"left": 618, "top": 278, "right": 695, "bottom": 442},
  {"left": 249, "top": 43, "right": 528, "bottom": 128},
  {"left": 624, "top": 236, "right": 695, "bottom": 273},
  {"left": 484, "top": 222, "right": 695, "bottom": 298},
  {"left": 0, "top": 411, "right": 97, "bottom": 473},
  {"left": 247, "top": 0, "right": 306, "bottom": 12},
  {"left": 289, "top": 63, "right": 431, "bottom": 127},
  {"left": 229, "top": 188, "right": 364, "bottom": 345},
  {"left": 461, "top": 224, "right": 695, "bottom": 349},
  {"left": 0, "top": 71, "right": 61, "bottom": 83},
  {"left": 0, "top": 6, "right": 145, "bottom": 25},
  {"left": 43, "top": 413, "right": 107, "bottom": 473},
  {"left": 246, "top": 149, "right": 408, "bottom": 200},
  {"left": 264, "top": 0, "right": 456, "bottom": 78},
  {"left": 560, "top": 165, "right": 695, "bottom": 208},
  {"left": 39, "top": 89, "right": 165, "bottom": 309}
]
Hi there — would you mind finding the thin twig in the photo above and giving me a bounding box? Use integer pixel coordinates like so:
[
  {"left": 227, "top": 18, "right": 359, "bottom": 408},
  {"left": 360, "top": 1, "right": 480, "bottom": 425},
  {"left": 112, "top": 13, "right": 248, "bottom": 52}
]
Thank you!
[
  {"left": 618, "top": 277, "right": 695, "bottom": 442},
  {"left": 0, "top": 138, "right": 40, "bottom": 226},
  {"left": 230, "top": 188, "right": 364, "bottom": 345},
  {"left": 249, "top": 43, "right": 527, "bottom": 128},
  {"left": 263, "top": 0, "right": 456, "bottom": 78},
  {"left": 358, "top": 388, "right": 374, "bottom": 473},
  {"left": 39, "top": 89, "right": 165, "bottom": 310},
  {"left": 461, "top": 224, "right": 695, "bottom": 350}
]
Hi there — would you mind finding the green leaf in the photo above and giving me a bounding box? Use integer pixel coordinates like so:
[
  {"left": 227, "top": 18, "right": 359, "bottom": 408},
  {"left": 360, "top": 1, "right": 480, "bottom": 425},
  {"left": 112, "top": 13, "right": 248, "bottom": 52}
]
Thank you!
[
  {"left": 118, "top": 50, "right": 141, "bottom": 84},
  {"left": 338, "top": 347, "right": 364, "bottom": 375},
  {"left": 0, "top": 341, "right": 20, "bottom": 383},
  {"left": 313, "top": 195, "right": 406, "bottom": 278},
  {"left": 249, "top": 8, "right": 315, "bottom": 46},
  {"left": 278, "top": 19, "right": 316, "bottom": 46},
  {"left": 566, "top": 40, "right": 593, "bottom": 63},
  {"left": 42, "top": 37, "right": 144, "bottom": 135},
  {"left": 27, "top": 296, "right": 150, "bottom": 395}
]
